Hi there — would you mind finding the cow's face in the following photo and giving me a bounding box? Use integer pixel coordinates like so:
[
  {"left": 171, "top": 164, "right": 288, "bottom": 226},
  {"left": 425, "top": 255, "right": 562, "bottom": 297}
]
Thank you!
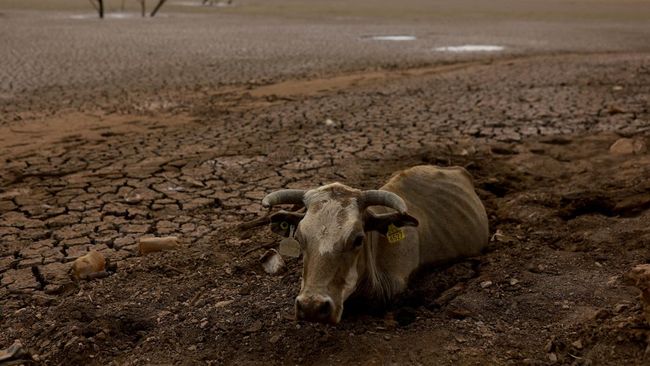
[{"left": 268, "top": 183, "right": 417, "bottom": 324}]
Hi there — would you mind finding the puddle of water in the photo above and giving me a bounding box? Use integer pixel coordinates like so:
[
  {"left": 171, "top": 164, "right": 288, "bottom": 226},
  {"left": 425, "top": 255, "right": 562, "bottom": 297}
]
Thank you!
[
  {"left": 369, "top": 35, "right": 417, "bottom": 41},
  {"left": 69, "top": 13, "right": 139, "bottom": 20},
  {"left": 434, "top": 45, "right": 504, "bottom": 52},
  {"left": 69, "top": 12, "right": 169, "bottom": 20},
  {"left": 175, "top": 1, "right": 234, "bottom": 7}
]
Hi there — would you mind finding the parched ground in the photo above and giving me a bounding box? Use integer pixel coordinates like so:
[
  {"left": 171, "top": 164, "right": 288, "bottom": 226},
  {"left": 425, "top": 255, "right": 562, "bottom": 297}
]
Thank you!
[
  {"left": 1, "top": 52, "right": 649, "bottom": 365},
  {"left": 1, "top": 1, "right": 650, "bottom": 365}
]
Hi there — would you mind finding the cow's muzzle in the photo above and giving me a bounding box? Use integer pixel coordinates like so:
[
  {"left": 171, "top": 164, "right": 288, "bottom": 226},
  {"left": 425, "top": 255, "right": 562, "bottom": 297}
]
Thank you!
[{"left": 295, "top": 294, "right": 335, "bottom": 323}]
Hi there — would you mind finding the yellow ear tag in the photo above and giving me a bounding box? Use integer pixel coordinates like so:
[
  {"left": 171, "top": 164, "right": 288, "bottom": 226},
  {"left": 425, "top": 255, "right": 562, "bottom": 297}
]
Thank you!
[{"left": 386, "top": 224, "right": 405, "bottom": 243}]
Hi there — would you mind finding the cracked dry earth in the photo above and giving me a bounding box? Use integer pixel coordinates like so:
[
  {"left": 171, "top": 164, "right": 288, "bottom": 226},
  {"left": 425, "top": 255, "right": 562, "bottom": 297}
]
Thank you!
[{"left": 1, "top": 53, "right": 650, "bottom": 365}]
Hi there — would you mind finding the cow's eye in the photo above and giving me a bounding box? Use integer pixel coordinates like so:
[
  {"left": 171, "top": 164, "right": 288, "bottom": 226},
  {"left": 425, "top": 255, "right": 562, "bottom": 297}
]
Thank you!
[{"left": 352, "top": 234, "right": 364, "bottom": 249}]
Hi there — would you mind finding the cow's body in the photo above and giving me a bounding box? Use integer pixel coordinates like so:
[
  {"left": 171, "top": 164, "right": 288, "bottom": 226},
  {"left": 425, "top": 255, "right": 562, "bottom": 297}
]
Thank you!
[
  {"left": 359, "top": 165, "right": 489, "bottom": 301},
  {"left": 263, "top": 165, "right": 489, "bottom": 323}
]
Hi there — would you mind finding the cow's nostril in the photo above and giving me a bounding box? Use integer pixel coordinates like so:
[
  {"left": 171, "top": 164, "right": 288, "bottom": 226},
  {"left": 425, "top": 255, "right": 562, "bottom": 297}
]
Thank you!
[{"left": 317, "top": 300, "right": 332, "bottom": 317}]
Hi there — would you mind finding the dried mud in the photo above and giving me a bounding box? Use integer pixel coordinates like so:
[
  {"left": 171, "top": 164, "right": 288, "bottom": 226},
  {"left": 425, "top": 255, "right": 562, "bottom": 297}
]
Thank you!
[{"left": 1, "top": 51, "right": 649, "bottom": 365}]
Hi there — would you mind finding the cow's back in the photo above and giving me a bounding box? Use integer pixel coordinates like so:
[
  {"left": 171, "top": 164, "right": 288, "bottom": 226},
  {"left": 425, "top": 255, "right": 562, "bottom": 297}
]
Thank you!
[{"left": 382, "top": 165, "right": 489, "bottom": 265}]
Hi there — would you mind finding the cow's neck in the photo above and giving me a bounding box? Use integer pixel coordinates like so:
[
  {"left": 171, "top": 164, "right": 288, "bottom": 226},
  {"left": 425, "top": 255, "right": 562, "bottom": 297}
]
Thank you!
[{"left": 353, "top": 231, "right": 395, "bottom": 304}]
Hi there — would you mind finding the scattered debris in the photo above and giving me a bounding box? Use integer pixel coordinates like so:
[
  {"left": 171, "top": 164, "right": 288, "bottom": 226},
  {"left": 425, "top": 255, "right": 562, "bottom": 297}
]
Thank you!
[
  {"left": 626, "top": 264, "right": 650, "bottom": 324},
  {"left": 490, "top": 229, "right": 515, "bottom": 243},
  {"left": 0, "top": 340, "right": 30, "bottom": 363},
  {"left": 260, "top": 249, "right": 285, "bottom": 275},
  {"left": 138, "top": 236, "right": 179, "bottom": 255},
  {"left": 71, "top": 250, "right": 106, "bottom": 280}
]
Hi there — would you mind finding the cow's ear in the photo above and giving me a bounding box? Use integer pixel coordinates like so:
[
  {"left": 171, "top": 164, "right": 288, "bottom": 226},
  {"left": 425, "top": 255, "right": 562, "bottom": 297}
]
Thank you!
[
  {"left": 364, "top": 210, "right": 418, "bottom": 234},
  {"left": 270, "top": 211, "right": 305, "bottom": 237}
]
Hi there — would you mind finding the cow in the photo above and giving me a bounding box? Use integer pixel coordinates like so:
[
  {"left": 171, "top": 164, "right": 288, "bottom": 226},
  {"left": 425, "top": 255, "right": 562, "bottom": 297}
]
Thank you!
[{"left": 262, "top": 165, "right": 489, "bottom": 324}]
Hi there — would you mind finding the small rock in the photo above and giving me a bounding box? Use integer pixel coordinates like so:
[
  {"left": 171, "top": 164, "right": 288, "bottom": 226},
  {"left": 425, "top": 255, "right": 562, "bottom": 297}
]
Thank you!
[
  {"left": 607, "top": 105, "right": 626, "bottom": 115},
  {"left": 324, "top": 118, "right": 336, "bottom": 127},
  {"left": 215, "top": 300, "right": 234, "bottom": 308},
  {"left": 187, "top": 345, "right": 196, "bottom": 351},
  {"left": 547, "top": 352, "right": 558, "bottom": 363},
  {"left": 612, "top": 85, "right": 623, "bottom": 91},
  {"left": 614, "top": 303, "right": 630, "bottom": 313},
  {"left": 200, "top": 319, "right": 209, "bottom": 329},
  {"left": 31, "top": 294, "right": 56, "bottom": 306},
  {"left": 592, "top": 308, "right": 611, "bottom": 320},
  {"left": 71, "top": 250, "right": 106, "bottom": 280},
  {"left": 260, "top": 249, "right": 285, "bottom": 275},
  {"left": 480, "top": 280, "right": 493, "bottom": 289},
  {"left": 509, "top": 278, "right": 520, "bottom": 286},
  {"left": 269, "top": 333, "right": 282, "bottom": 344},
  {"left": 526, "top": 263, "right": 546, "bottom": 274},
  {"left": 491, "top": 230, "right": 520, "bottom": 244},
  {"left": 490, "top": 145, "right": 517, "bottom": 155},
  {"left": 609, "top": 138, "right": 647, "bottom": 155},
  {"left": 124, "top": 193, "right": 142, "bottom": 204},
  {"left": 571, "top": 339, "right": 583, "bottom": 350},
  {"left": 244, "top": 320, "right": 263, "bottom": 334},
  {"left": 446, "top": 307, "right": 473, "bottom": 320},
  {"left": 544, "top": 337, "right": 556, "bottom": 352},
  {"left": 138, "top": 236, "right": 179, "bottom": 255}
]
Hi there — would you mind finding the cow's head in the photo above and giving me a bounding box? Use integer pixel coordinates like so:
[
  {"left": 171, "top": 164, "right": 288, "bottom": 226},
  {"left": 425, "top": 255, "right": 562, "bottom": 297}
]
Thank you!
[{"left": 263, "top": 183, "right": 418, "bottom": 324}]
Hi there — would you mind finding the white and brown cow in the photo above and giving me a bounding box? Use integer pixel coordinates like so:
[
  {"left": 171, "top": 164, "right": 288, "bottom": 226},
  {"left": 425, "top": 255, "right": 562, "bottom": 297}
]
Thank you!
[{"left": 263, "top": 165, "right": 489, "bottom": 324}]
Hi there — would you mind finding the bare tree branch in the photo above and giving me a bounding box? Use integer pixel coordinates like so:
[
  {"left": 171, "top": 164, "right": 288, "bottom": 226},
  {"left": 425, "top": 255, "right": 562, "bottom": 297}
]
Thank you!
[
  {"left": 140, "top": 0, "right": 146, "bottom": 17},
  {"left": 150, "top": 0, "right": 168, "bottom": 17},
  {"left": 98, "top": 0, "right": 104, "bottom": 19}
]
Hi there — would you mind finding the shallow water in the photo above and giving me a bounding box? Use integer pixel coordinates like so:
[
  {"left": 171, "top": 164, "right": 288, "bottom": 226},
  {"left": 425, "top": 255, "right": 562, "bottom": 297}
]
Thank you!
[
  {"left": 434, "top": 45, "right": 504, "bottom": 52},
  {"left": 175, "top": 1, "right": 233, "bottom": 7},
  {"left": 369, "top": 35, "right": 417, "bottom": 41},
  {"left": 69, "top": 13, "right": 142, "bottom": 20}
]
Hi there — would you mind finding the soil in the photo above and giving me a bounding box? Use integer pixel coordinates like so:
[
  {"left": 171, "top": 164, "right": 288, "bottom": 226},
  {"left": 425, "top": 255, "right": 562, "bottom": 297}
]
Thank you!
[{"left": 1, "top": 2, "right": 650, "bottom": 366}]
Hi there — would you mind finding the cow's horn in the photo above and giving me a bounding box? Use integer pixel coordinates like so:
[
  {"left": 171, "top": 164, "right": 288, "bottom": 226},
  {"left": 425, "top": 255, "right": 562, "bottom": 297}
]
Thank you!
[
  {"left": 262, "top": 189, "right": 306, "bottom": 208},
  {"left": 360, "top": 190, "right": 408, "bottom": 213}
]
